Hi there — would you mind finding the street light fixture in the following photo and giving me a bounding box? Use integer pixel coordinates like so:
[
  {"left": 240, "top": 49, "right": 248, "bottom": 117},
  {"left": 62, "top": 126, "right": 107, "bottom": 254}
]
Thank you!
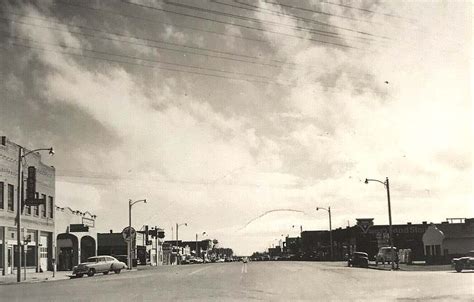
[
  {"left": 128, "top": 198, "right": 147, "bottom": 270},
  {"left": 176, "top": 222, "right": 187, "bottom": 265},
  {"left": 316, "top": 206, "right": 333, "bottom": 261},
  {"left": 16, "top": 146, "right": 54, "bottom": 282},
  {"left": 365, "top": 177, "right": 396, "bottom": 270}
]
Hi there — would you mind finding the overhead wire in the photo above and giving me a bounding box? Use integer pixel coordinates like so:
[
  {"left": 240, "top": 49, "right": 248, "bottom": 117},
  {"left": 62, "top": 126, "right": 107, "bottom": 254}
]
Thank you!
[
  {"left": 118, "top": 0, "right": 364, "bottom": 50},
  {"left": 153, "top": 0, "right": 391, "bottom": 40},
  {"left": 2, "top": 14, "right": 377, "bottom": 80},
  {"left": 210, "top": 0, "right": 385, "bottom": 44}
]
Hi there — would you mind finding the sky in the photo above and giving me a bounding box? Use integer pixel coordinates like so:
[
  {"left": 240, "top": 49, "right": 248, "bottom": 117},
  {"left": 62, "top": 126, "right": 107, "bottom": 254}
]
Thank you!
[{"left": 0, "top": 0, "right": 472, "bottom": 255}]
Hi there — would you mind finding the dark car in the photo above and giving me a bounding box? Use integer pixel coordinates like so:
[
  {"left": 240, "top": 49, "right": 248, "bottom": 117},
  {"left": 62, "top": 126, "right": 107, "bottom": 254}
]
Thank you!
[
  {"left": 348, "top": 252, "right": 369, "bottom": 268},
  {"left": 452, "top": 251, "right": 474, "bottom": 272}
]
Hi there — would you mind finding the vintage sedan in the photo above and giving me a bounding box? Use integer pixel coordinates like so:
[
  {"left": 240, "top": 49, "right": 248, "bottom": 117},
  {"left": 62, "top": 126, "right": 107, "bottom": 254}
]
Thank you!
[
  {"left": 348, "top": 252, "right": 369, "bottom": 268},
  {"left": 72, "top": 256, "right": 127, "bottom": 277},
  {"left": 452, "top": 251, "right": 474, "bottom": 272}
]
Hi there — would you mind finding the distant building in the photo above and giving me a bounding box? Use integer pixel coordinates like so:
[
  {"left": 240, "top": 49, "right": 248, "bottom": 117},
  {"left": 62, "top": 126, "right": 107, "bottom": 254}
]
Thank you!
[
  {"left": 0, "top": 136, "right": 55, "bottom": 275},
  {"left": 422, "top": 218, "right": 474, "bottom": 264},
  {"left": 301, "top": 220, "right": 430, "bottom": 261},
  {"left": 55, "top": 206, "right": 97, "bottom": 270}
]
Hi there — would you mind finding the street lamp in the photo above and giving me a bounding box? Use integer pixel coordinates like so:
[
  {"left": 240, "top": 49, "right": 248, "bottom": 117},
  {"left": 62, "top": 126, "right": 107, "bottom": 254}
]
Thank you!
[
  {"left": 365, "top": 177, "right": 396, "bottom": 270},
  {"left": 128, "top": 198, "right": 147, "bottom": 270},
  {"left": 176, "top": 222, "right": 187, "bottom": 265},
  {"left": 196, "top": 231, "right": 206, "bottom": 259},
  {"left": 16, "top": 146, "right": 54, "bottom": 282},
  {"left": 316, "top": 206, "right": 333, "bottom": 261}
]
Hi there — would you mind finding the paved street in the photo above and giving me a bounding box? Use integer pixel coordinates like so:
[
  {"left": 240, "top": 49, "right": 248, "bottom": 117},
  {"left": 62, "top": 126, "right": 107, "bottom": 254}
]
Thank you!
[{"left": 1, "top": 262, "right": 472, "bottom": 301}]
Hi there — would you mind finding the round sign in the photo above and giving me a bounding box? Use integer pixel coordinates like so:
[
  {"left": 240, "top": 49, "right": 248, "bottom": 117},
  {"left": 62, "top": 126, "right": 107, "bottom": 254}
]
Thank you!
[{"left": 122, "top": 226, "right": 136, "bottom": 242}]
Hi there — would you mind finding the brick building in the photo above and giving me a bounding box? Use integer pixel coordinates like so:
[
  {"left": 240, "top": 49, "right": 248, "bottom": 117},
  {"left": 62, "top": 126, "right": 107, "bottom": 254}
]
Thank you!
[{"left": 0, "top": 136, "right": 55, "bottom": 274}]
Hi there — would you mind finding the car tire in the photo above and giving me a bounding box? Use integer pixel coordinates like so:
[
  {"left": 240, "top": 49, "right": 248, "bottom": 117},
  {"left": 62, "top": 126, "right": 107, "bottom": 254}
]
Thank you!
[
  {"left": 455, "top": 262, "right": 463, "bottom": 272},
  {"left": 87, "top": 269, "right": 95, "bottom": 277},
  {"left": 114, "top": 269, "right": 121, "bottom": 274},
  {"left": 76, "top": 273, "right": 83, "bottom": 278},
  {"left": 103, "top": 271, "right": 109, "bottom": 275}
]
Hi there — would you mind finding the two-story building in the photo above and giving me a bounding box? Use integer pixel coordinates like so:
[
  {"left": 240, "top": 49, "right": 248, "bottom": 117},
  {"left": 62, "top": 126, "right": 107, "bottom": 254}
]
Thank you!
[{"left": 0, "top": 136, "right": 55, "bottom": 274}]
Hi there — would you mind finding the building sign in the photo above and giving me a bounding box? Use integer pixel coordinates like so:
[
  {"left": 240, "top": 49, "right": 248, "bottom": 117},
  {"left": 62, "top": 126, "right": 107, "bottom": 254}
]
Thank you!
[
  {"left": 356, "top": 218, "right": 374, "bottom": 234},
  {"left": 69, "top": 224, "right": 89, "bottom": 232},
  {"left": 82, "top": 217, "right": 95, "bottom": 227}
]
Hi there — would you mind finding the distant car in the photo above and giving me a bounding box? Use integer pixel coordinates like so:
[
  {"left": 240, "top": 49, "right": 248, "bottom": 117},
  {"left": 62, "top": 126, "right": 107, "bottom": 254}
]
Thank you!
[
  {"left": 216, "top": 258, "right": 225, "bottom": 263},
  {"left": 375, "top": 247, "right": 398, "bottom": 266},
  {"left": 72, "top": 256, "right": 127, "bottom": 277},
  {"left": 242, "top": 257, "right": 248, "bottom": 263},
  {"left": 348, "top": 252, "right": 369, "bottom": 268},
  {"left": 452, "top": 251, "right": 474, "bottom": 272}
]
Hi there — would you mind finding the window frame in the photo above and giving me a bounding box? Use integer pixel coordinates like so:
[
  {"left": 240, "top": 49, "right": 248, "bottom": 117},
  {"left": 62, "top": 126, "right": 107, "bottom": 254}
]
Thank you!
[
  {"left": 7, "top": 184, "right": 14, "bottom": 212},
  {"left": 0, "top": 181, "right": 4, "bottom": 209}
]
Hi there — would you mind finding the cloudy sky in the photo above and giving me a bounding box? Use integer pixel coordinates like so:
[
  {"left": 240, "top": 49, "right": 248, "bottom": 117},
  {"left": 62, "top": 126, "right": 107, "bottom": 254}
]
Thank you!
[{"left": 0, "top": 0, "right": 472, "bottom": 255}]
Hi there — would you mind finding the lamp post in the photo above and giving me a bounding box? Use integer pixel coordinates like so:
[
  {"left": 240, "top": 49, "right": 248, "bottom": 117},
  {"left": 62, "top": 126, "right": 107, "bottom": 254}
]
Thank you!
[
  {"left": 176, "top": 222, "right": 187, "bottom": 265},
  {"left": 196, "top": 231, "right": 206, "bottom": 259},
  {"left": 128, "top": 198, "right": 146, "bottom": 270},
  {"left": 16, "top": 146, "right": 54, "bottom": 282},
  {"left": 316, "top": 206, "right": 333, "bottom": 261},
  {"left": 365, "top": 177, "right": 396, "bottom": 270}
]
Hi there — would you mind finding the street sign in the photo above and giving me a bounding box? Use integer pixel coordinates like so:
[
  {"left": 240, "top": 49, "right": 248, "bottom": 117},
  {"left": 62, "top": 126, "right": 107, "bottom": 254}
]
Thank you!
[
  {"left": 356, "top": 218, "right": 374, "bottom": 234},
  {"left": 24, "top": 198, "right": 46, "bottom": 207},
  {"left": 122, "top": 226, "right": 136, "bottom": 242}
]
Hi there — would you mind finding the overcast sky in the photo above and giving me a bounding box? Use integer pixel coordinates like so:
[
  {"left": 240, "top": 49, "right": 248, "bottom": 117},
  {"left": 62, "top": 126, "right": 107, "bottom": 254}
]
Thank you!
[{"left": 0, "top": 0, "right": 472, "bottom": 255}]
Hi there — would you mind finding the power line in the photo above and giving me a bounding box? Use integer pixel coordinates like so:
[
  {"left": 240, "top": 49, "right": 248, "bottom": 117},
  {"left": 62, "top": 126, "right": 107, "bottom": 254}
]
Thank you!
[
  {"left": 0, "top": 39, "right": 291, "bottom": 86},
  {"left": 210, "top": 0, "right": 385, "bottom": 44},
  {"left": 319, "top": 0, "right": 416, "bottom": 22},
  {"left": 154, "top": 0, "right": 390, "bottom": 40},
  {"left": 2, "top": 14, "right": 316, "bottom": 71},
  {"left": 243, "top": 0, "right": 381, "bottom": 25},
  {"left": 51, "top": 0, "right": 268, "bottom": 45},
  {"left": 2, "top": 15, "right": 377, "bottom": 81},
  {"left": 119, "top": 0, "right": 364, "bottom": 50}
]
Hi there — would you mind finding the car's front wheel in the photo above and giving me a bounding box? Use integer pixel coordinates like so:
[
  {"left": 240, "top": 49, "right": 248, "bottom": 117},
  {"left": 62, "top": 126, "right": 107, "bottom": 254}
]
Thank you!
[
  {"left": 114, "top": 269, "right": 121, "bottom": 274},
  {"left": 87, "top": 269, "right": 95, "bottom": 277},
  {"left": 76, "top": 273, "right": 83, "bottom": 278},
  {"left": 103, "top": 271, "right": 109, "bottom": 275},
  {"left": 455, "top": 262, "right": 463, "bottom": 272}
]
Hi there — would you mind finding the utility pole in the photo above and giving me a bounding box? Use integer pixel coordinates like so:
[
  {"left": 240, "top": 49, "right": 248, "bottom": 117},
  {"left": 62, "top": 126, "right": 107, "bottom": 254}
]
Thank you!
[
  {"left": 195, "top": 233, "right": 198, "bottom": 257},
  {"left": 16, "top": 147, "right": 22, "bottom": 283},
  {"left": 155, "top": 226, "right": 158, "bottom": 266},
  {"left": 386, "top": 177, "right": 395, "bottom": 270}
]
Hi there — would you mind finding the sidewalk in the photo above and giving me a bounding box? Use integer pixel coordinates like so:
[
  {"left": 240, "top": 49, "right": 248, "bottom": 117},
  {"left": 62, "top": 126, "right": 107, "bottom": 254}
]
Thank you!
[
  {"left": 0, "top": 268, "right": 139, "bottom": 285},
  {"left": 0, "top": 270, "right": 71, "bottom": 285},
  {"left": 368, "top": 262, "right": 452, "bottom": 272}
]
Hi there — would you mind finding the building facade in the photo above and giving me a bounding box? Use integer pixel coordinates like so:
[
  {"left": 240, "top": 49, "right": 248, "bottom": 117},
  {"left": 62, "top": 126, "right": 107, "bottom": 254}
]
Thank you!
[
  {"left": 55, "top": 206, "right": 97, "bottom": 270},
  {"left": 422, "top": 219, "right": 474, "bottom": 264},
  {"left": 0, "top": 136, "right": 55, "bottom": 275}
]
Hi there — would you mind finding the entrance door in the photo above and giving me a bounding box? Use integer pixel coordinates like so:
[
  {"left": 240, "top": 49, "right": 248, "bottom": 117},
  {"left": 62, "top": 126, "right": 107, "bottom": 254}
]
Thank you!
[
  {"left": 39, "top": 236, "right": 48, "bottom": 271},
  {"left": 7, "top": 247, "right": 12, "bottom": 274}
]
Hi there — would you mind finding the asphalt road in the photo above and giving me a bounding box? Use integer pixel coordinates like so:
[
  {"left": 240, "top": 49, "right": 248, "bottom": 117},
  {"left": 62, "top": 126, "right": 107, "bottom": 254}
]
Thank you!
[{"left": 1, "top": 261, "right": 473, "bottom": 301}]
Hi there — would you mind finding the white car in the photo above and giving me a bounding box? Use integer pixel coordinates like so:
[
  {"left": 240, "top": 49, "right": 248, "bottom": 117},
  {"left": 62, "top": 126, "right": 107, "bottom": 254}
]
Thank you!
[{"left": 72, "top": 256, "right": 127, "bottom": 277}]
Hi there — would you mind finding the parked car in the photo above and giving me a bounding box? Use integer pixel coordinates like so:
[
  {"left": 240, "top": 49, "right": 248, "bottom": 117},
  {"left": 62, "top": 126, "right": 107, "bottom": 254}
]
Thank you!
[
  {"left": 242, "top": 257, "right": 249, "bottom": 263},
  {"left": 72, "top": 256, "right": 127, "bottom": 277},
  {"left": 452, "top": 251, "right": 474, "bottom": 272},
  {"left": 348, "top": 252, "right": 369, "bottom": 268},
  {"left": 375, "top": 247, "right": 398, "bottom": 265}
]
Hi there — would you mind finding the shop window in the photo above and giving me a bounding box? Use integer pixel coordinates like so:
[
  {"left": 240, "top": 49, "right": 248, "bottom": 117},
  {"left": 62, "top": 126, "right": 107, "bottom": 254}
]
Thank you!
[
  {"left": 48, "top": 196, "right": 54, "bottom": 218},
  {"left": 34, "top": 193, "right": 39, "bottom": 216},
  {"left": 7, "top": 184, "right": 14, "bottom": 211},
  {"left": 0, "top": 181, "right": 4, "bottom": 209},
  {"left": 41, "top": 194, "right": 46, "bottom": 217}
]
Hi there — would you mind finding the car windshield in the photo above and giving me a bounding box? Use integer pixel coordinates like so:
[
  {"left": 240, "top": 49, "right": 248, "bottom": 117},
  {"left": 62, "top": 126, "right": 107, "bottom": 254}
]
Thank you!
[{"left": 87, "top": 257, "right": 99, "bottom": 263}]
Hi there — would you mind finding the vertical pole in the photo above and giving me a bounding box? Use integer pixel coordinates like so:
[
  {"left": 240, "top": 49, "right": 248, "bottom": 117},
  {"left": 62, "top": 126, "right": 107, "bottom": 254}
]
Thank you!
[
  {"left": 155, "top": 226, "right": 158, "bottom": 266},
  {"left": 386, "top": 177, "right": 395, "bottom": 270},
  {"left": 328, "top": 207, "right": 333, "bottom": 261},
  {"left": 128, "top": 201, "right": 132, "bottom": 270},
  {"left": 176, "top": 223, "right": 179, "bottom": 265},
  {"left": 16, "top": 146, "right": 22, "bottom": 282},
  {"left": 195, "top": 233, "right": 198, "bottom": 257},
  {"left": 21, "top": 171, "right": 26, "bottom": 280}
]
